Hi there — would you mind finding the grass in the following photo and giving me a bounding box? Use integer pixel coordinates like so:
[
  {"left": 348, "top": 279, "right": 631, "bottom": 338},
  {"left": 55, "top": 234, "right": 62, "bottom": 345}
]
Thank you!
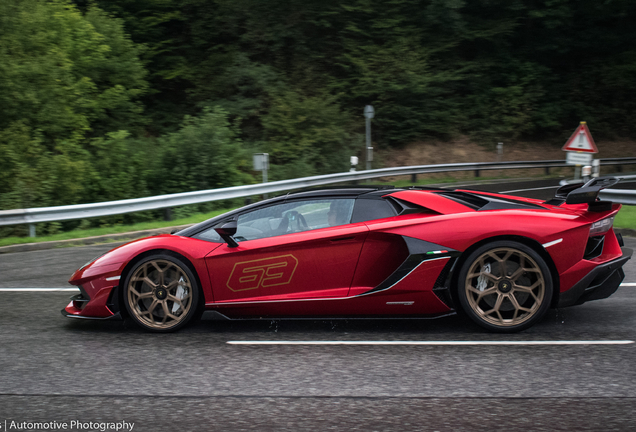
[
  {"left": 615, "top": 205, "right": 636, "bottom": 230},
  {"left": 0, "top": 208, "right": 233, "bottom": 248}
]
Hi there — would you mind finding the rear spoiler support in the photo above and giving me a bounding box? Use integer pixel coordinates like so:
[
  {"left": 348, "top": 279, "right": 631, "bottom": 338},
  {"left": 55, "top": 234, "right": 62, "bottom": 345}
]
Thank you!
[{"left": 545, "top": 177, "right": 620, "bottom": 211}]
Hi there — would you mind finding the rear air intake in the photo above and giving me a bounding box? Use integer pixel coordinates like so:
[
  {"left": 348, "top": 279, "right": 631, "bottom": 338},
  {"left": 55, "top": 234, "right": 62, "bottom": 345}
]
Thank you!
[{"left": 584, "top": 236, "right": 604, "bottom": 260}]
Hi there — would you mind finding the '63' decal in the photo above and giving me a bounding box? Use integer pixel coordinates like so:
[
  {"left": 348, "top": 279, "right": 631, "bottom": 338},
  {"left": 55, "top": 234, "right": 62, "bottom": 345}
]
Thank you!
[{"left": 226, "top": 254, "right": 299, "bottom": 292}]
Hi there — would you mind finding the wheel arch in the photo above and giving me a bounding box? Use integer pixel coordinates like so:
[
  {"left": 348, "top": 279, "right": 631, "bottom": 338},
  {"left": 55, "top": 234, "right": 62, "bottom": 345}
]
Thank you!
[
  {"left": 115, "top": 248, "right": 205, "bottom": 319},
  {"left": 448, "top": 235, "right": 560, "bottom": 310}
]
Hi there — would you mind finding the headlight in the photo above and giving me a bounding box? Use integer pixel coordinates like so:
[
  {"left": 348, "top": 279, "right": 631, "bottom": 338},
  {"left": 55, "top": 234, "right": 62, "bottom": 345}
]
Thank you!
[{"left": 589, "top": 216, "right": 614, "bottom": 237}]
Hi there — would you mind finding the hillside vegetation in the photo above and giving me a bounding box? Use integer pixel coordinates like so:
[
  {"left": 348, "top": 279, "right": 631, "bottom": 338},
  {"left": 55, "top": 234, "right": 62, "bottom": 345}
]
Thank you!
[{"left": 2, "top": 0, "right": 636, "bottom": 237}]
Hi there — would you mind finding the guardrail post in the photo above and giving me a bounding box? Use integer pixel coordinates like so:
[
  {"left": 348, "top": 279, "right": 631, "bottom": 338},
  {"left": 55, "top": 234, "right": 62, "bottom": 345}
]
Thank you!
[
  {"left": 474, "top": 169, "right": 480, "bottom": 177},
  {"left": 29, "top": 224, "right": 36, "bottom": 238},
  {"left": 545, "top": 167, "right": 550, "bottom": 175},
  {"left": 164, "top": 208, "right": 172, "bottom": 221},
  {"left": 411, "top": 174, "right": 417, "bottom": 183},
  {"left": 617, "top": 165, "right": 623, "bottom": 173}
]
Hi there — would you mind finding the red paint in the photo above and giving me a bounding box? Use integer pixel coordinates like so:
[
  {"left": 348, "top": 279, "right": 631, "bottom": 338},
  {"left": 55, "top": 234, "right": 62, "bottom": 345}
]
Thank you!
[
  {"left": 389, "top": 190, "right": 476, "bottom": 214},
  {"left": 205, "top": 223, "right": 369, "bottom": 302},
  {"left": 349, "top": 232, "right": 410, "bottom": 294}
]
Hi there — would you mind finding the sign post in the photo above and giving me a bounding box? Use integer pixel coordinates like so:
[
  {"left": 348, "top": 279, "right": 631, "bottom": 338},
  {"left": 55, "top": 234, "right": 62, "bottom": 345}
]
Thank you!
[
  {"left": 364, "top": 105, "right": 374, "bottom": 171},
  {"left": 562, "top": 122, "right": 598, "bottom": 180},
  {"left": 592, "top": 159, "right": 600, "bottom": 178},
  {"left": 253, "top": 153, "right": 269, "bottom": 198}
]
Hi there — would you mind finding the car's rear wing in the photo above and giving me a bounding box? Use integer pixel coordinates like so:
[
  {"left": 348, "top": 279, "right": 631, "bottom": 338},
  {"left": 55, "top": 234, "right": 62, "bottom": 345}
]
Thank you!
[{"left": 545, "top": 177, "right": 620, "bottom": 212}]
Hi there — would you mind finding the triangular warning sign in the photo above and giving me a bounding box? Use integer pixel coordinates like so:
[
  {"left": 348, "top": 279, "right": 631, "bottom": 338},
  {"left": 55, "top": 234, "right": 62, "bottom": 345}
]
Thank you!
[{"left": 562, "top": 122, "right": 598, "bottom": 153}]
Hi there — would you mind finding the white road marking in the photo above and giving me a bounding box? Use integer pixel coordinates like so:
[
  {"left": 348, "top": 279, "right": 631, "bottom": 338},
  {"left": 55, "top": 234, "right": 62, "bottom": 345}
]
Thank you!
[
  {"left": 500, "top": 185, "right": 560, "bottom": 193},
  {"left": 228, "top": 340, "right": 634, "bottom": 346},
  {"left": 0, "top": 288, "right": 78, "bottom": 292}
]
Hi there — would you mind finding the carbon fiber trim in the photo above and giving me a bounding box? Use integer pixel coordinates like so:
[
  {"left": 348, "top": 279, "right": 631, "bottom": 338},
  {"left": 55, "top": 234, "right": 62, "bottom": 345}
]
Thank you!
[
  {"left": 431, "top": 258, "right": 457, "bottom": 309},
  {"left": 359, "top": 236, "right": 460, "bottom": 297}
]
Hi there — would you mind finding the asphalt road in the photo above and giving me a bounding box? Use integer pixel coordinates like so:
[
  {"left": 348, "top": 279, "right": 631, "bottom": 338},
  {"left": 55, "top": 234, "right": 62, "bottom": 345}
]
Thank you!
[{"left": 0, "top": 179, "right": 635, "bottom": 431}]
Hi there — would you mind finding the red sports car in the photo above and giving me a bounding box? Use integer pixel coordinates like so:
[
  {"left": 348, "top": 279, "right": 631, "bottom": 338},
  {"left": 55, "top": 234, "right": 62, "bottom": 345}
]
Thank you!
[{"left": 63, "top": 178, "right": 632, "bottom": 333}]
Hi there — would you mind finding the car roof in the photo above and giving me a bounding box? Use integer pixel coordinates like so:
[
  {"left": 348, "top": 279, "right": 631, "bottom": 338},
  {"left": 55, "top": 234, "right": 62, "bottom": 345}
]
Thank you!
[
  {"left": 176, "top": 186, "right": 410, "bottom": 237},
  {"left": 174, "top": 184, "right": 550, "bottom": 237},
  {"left": 283, "top": 185, "right": 397, "bottom": 200}
]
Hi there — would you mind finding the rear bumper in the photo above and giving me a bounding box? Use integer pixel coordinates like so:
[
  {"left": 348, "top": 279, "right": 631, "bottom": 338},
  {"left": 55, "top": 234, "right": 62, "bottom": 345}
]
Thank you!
[{"left": 558, "top": 247, "right": 633, "bottom": 308}]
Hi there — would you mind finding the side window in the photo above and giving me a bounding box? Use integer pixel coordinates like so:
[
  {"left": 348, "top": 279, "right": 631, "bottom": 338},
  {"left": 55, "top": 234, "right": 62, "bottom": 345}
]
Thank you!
[
  {"left": 196, "top": 198, "right": 355, "bottom": 243},
  {"left": 351, "top": 198, "right": 397, "bottom": 223},
  {"left": 198, "top": 226, "right": 223, "bottom": 242}
]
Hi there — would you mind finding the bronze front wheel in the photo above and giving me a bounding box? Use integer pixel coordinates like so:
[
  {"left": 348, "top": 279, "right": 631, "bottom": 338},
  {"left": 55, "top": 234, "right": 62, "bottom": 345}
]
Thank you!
[
  {"left": 124, "top": 255, "right": 201, "bottom": 332},
  {"left": 457, "top": 241, "right": 553, "bottom": 332}
]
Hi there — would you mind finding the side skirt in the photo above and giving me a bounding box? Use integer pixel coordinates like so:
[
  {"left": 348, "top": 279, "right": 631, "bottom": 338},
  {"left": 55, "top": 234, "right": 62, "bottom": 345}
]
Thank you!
[{"left": 201, "top": 310, "right": 457, "bottom": 321}]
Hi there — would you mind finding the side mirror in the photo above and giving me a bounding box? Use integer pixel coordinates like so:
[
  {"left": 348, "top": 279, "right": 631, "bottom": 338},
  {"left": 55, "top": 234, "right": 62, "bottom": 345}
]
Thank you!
[{"left": 214, "top": 221, "right": 239, "bottom": 248}]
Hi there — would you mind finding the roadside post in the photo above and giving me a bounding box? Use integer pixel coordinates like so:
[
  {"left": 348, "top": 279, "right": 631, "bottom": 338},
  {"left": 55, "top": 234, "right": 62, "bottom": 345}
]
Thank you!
[
  {"left": 350, "top": 156, "right": 359, "bottom": 185},
  {"left": 497, "top": 143, "right": 503, "bottom": 162},
  {"left": 253, "top": 153, "right": 269, "bottom": 198},
  {"left": 592, "top": 159, "right": 600, "bottom": 178},
  {"left": 562, "top": 122, "right": 598, "bottom": 181},
  {"left": 364, "top": 105, "right": 374, "bottom": 171},
  {"left": 350, "top": 156, "right": 359, "bottom": 172}
]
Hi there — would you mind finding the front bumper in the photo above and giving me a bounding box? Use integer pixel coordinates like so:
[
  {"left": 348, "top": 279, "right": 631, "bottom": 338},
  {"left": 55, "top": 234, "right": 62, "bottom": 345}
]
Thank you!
[
  {"left": 61, "top": 281, "right": 122, "bottom": 320},
  {"left": 558, "top": 247, "right": 633, "bottom": 308},
  {"left": 61, "top": 309, "right": 122, "bottom": 320}
]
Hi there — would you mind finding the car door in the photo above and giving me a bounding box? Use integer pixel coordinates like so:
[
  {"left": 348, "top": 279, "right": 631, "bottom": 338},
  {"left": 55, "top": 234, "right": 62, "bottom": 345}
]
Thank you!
[{"left": 203, "top": 198, "right": 369, "bottom": 303}]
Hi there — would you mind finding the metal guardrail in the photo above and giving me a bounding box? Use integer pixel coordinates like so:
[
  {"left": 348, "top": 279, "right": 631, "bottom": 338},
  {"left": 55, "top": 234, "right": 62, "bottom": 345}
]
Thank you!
[
  {"left": 599, "top": 189, "right": 636, "bottom": 205},
  {"left": 2, "top": 157, "right": 636, "bottom": 231}
]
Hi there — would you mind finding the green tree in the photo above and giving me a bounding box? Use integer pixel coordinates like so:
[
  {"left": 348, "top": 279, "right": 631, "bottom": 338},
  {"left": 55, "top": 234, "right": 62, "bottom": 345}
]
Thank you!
[
  {"left": 0, "top": 0, "right": 147, "bottom": 146},
  {"left": 74, "top": 0, "right": 194, "bottom": 133},
  {"left": 87, "top": 131, "right": 155, "bottom": 203},
  {"left": 155, "top": 107, "right": 254, "bottom": 196},
  {"left": 0, "top": 0, "right": 148, "bottom": 211},
  {"left": 262, "top": 90, "right": 357, "bottom": 179}
]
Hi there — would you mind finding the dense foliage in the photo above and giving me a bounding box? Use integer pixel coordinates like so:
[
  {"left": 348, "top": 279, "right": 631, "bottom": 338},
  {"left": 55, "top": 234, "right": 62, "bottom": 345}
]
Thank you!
[
  {"left": 1, "top": 0, "right": 636, "bottom": 235},
  {"left": 77, "top": 0, "right": 636, "bottom": 142}
]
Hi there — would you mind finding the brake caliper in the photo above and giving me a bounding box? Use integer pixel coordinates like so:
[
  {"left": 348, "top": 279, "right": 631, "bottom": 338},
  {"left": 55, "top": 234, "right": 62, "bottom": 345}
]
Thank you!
[
  {"left": 477, "top": 263, "right": 491, "bottom": 292},
  {"left": 172, "top": 276, "right": 187, "bottom": 314}
]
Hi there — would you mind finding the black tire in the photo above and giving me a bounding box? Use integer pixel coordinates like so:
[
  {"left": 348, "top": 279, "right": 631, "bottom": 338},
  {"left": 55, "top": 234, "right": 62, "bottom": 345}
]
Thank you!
[
  {"left": 457, "top": 241, "right": 553, "bottom": 333},
  {"left": 123, "top": 254, "right": 201, "bottom": 332}
]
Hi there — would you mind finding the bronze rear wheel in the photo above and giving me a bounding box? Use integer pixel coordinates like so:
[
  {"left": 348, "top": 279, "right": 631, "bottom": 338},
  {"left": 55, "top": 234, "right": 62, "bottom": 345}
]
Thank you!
[{"left": 458, "top": 241, "right": 552, "bottom": 332}]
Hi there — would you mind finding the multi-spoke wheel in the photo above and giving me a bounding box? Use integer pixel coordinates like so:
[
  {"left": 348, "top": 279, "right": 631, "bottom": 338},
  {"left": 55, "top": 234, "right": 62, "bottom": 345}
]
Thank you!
[
  {"left": 457, "top": 241, "right": 553, "bottom": 332},
  {"left": 123, "top": 255, "right": 201, "bottom": 332}
]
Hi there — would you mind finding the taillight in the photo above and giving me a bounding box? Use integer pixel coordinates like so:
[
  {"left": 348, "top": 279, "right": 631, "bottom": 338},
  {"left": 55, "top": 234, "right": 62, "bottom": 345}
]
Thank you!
[{"left": 589, "top": 216, "right": 614, "bottom": 237}]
